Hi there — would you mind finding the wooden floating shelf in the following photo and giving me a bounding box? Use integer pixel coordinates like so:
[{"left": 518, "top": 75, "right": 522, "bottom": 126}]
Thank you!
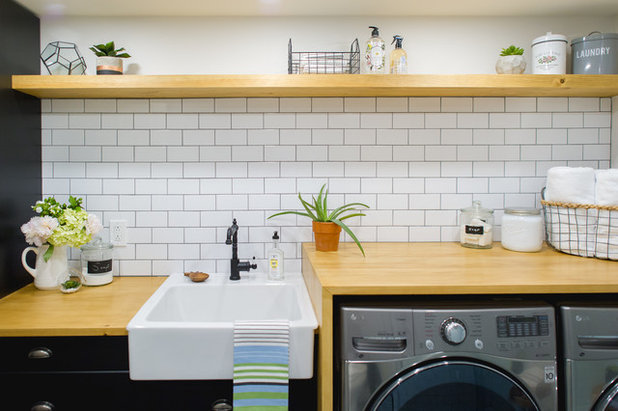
[{"left": 12, "top": 74, "right": 618, "bottom": 99}]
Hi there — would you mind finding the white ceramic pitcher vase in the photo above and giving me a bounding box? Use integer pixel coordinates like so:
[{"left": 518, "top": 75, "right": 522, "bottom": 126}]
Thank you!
[{"left": 21, "top": 245, "right": 68, "bottom": 290}]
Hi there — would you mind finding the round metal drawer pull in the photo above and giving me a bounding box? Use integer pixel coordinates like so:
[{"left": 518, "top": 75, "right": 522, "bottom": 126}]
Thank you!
[
  {"left": 27, "top": 347, "right": 53, "bottom": 359},
  {"left": 31, "top": 401, "right": 55, "bottom": 411}
]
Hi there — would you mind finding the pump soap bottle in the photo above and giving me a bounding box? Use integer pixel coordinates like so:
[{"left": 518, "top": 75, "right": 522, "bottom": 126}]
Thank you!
[
  {"left": 390, "top": 35, "right": 408, "bottom": 74},
  {"left": 364, "top": 26, "right": 385, "bottom": 74},
  {"left": 268, "top": 231, "right": 284, "bottom": 281}
]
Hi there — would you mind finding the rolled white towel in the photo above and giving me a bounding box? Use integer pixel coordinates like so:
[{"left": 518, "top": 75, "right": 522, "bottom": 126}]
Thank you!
[
  {"left": 595, "top": 169, "right": 618, "bottom": 207},
  {"left": 545, "top": 167, "right": 596, "bottom": 205}
]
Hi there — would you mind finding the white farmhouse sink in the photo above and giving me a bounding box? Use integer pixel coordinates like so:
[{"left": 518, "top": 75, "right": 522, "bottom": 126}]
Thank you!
[{"left": 127, "top": 272, "right": 318, "bottom": 380}]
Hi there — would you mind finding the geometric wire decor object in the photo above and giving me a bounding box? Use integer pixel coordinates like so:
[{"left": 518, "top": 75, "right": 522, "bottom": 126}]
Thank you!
[{"left": 40, "top": 41, "right": 87, "bottom": 75}]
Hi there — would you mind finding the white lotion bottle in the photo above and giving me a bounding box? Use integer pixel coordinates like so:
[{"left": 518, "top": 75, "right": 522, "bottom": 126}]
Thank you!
[
  {"left": 268, "top": 231, "right": 284, "bottom": 281},
  {"left": 364, "top": 26, "right": 385, "bottom": 73}
]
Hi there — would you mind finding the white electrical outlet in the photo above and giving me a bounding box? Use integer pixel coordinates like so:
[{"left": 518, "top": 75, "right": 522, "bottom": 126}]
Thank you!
[{"left": 110, "top": 220, "right": 127, "bottom": 246}]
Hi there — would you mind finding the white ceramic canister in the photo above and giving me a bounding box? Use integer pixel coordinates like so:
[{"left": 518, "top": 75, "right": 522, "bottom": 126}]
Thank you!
[
  {"left": 501, "top": 208, "right": 544, "bottom": 252},
  {"left": 531, "top": 32, "right": 568, "bottom": 74}
]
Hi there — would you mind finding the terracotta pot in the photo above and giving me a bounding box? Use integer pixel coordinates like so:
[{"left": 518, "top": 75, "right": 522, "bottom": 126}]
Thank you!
[
  {"left": 312, "top": 221, "right": 342, "bottom": 252},
  {"left": 96, "top": 56, "right": 123, "bottom": 75}
]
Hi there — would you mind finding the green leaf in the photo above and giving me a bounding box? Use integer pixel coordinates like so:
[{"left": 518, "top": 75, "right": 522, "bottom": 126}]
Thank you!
[
  {"left": 106, "top": 41, "right": 115, "bottom": 52},
  {"left": 267, "top": 210, "right": 313, "bottom": 219},
  {"left": 298, "top": 194, "right": 318, "bottom": 221},
  {"left": 329, "top": 202, "right": 369, "bottom": 220},
  {"left": 116, "top": 53, "right": 131, "bottom": 58},
  {"left": 43, "top": 244, "right": 54, "bottom": 263},
  {"left": 331, "top": 217, "right": 365, "bottom": 257},
  {"left": 338, "top": 212, "right": 366, "bottom": 221}
]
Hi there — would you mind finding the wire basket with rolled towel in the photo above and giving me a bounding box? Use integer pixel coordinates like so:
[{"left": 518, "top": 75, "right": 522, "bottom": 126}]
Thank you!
[{"left": 541, "top": 167, "right": 618, "bottom": 260}]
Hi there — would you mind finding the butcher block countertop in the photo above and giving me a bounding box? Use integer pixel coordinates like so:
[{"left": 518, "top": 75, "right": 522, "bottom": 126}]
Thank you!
[
  {"left": 301, "top": 242, "right": 618, "bottom": 411},
  {"left": 0, "top": 276, "right": 165, "bottom": 337}
]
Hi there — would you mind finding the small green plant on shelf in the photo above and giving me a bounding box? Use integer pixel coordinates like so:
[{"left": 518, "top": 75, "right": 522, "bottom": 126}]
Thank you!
[
  {"left": 89, "top": 41, "right": 131, "bottom": 58},
  {"left": 268, "top": 184, "right": 369, "bottom": 256},
  {"left": 500, "top": 45, "right": 524, "bottom": 56}
]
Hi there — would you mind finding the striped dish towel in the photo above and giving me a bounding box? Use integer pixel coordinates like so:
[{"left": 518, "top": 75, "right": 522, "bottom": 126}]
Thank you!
[{"left": 233, "top": 320, "right": 290, "bottom": 410}]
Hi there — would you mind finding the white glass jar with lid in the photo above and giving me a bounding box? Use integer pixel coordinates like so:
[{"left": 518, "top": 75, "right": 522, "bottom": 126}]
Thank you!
[
  {"left": 501, "top": 208, "right": 544, "bottom": 252},
  {"left": 459, "top": 201, "right": 494, "bottom": 249}
]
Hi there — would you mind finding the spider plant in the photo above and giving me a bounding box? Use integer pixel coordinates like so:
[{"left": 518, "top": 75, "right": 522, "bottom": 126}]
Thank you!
[{"left": 268, "top": 184, "right": 369, "bottom": 256}]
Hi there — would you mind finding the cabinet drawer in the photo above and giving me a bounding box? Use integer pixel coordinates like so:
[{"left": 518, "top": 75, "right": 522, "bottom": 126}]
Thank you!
[{"left": 0, "top": 336, "right": 128, "bottom": 372}]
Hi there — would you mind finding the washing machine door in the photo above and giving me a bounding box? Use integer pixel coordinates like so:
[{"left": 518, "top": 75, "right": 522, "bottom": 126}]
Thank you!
[
  {"left": 594, "top": 381, "right": 618, "bottom": 411},
  {"left": 368, "top": 360, "right": 539, "bottom": 411}
]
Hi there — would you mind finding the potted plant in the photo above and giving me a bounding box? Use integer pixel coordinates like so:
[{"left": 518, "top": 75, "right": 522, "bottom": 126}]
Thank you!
[
  {"left": 495, "top": 45, "right": 526, "bottom": 74},
  {"left": 268, "top": 184, "right": 369, "bottom": 255},
  {"left": 20, "top": 196, "right": 102, "bottom": 290},
  {"left": 90, "top": 41, "right": 131, "bottom": 75}
]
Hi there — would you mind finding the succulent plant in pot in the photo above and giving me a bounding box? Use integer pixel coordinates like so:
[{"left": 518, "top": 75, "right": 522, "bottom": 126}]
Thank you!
[
  {"left": 268, "top": 184, "right": 369, "bottom": 256},
  {"left": 90, "top": 41, "right": 131, "bottom": 75},
  {"left": 495, "top": 45, "right": 526, "bottom": 74}
]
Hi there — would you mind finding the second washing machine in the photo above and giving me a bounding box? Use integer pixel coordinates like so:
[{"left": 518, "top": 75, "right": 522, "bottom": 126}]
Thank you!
[
  {"left": 341, "top": 302, "right": 558, "bottom": 410},
  {"left": 562, "top": 304, "right": 618, "bottom": 411}
]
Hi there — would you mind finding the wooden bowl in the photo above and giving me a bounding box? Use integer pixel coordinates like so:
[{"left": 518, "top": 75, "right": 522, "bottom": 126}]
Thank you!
[{"left": 184, "top": 271, "right": 209, "bottom": 282}]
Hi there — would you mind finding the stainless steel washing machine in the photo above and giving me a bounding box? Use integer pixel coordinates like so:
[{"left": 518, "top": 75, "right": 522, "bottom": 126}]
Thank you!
[
  {"left": 340, "top": 303, "right": 558, "bottom": 411},
  {"left": 562, "top": 305, "right": 618, "bottom": 411}
]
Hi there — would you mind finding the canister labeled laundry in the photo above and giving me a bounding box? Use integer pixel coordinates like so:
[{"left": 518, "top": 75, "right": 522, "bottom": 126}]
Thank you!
[
  {"left": 571, "top": 32, "right": 618, "bottom": 74},
  {"left": 531, "top": 32, "right": 568, "bottom": 74}
]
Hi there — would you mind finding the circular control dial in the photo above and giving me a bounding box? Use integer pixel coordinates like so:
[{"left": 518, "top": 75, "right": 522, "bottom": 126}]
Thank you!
[{"left": 441, "top": 318, "right": 467, "bottom": 345}]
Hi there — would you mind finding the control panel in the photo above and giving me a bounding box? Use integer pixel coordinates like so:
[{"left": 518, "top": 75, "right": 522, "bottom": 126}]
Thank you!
[{"left": 342, "top": 304, "right": 556, "bottom": 362}]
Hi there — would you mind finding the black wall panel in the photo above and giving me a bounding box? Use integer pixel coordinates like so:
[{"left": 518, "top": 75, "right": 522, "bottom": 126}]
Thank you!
[{"left": 0, "top": 0, "right": 41, "bottom": 297}]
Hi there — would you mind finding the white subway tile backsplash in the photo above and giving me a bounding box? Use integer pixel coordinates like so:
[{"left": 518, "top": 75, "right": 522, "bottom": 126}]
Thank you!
[
  {"left": 117, "top": 99, "right": 149, "bottom": 113},
  {"left": 360, "top": 113, "right": 393, "bottom": 128},
  {"left": 167, "top": 114, "right": 199, "bottom": 129},
  {"left": 232, "top": 146, "right": 263, "bottom": 162},
  {"left": 182, "top": 99, "right": 214, "bottom": 113},
  {"left": 457, "top": 113, "right": 488, "bottom": 129},
  {"left": 101, "top": 114, "right": 133, "bottom": 129},
  {"left": 133, "top": 114, "right": 167, "bottom": 129},
  {"left": 393, "top": 113, "right": 424, "bottom": 129},
  {"left": 52, "top": 129, "right": 84, "bottom": 145},
  {"left": 344, "top": 97, "right": 375, "bottom": 112},
  {"left": 152, "top": 163, "right": 183, "bottom": 178},
  {"left": 505, "top": 97, "right": 536, "bottom": 112},
  {"left": 538, "top": 98, "right": 568, "bottom": 112},
  {"left": 264, "top": 114, "right": 294, "bottom": 129},
  {"left": 425, "top": 113, "right": 456, "bottom": 128},
  {"left": 473, "top": 97, "right": 504, "bottom": 113},
  {"left": 199, "top": 113, "right": 231, "bottom": 129},
  {"left": 52, "top": 99, "right": 83, "bottom": 113},
  {"left": 312, "top": 98, "right": 343, "bottom": 113},
  {"left": 135, "top": 146, "right": 166, "bottom": 162},
  {"left": 150, "top": 99, "right": 182, "bottom": 113},
  {"left": 42, "top": 97, "right": 611, "bottom": 275},
  {"left": 377, "top": 97, "right": 408, "bottom": 113},
  {"left": 409, "top": 97, "right": 440, "bottom": 113}
]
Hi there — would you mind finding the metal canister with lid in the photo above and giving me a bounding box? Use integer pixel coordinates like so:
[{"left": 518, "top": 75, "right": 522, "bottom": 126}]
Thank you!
[
  {"left": 571, "top": 32, "right": 618, "bottom": 74},
  {"left": 531, "top": 32, "right": 568, "bottom": 74},
  {"left": 501, "top": 208, "right": 544, "bottom": 252}
]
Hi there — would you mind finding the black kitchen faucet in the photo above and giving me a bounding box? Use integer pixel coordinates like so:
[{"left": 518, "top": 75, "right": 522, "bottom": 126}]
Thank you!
[{"left": 225, "top": 218, "right": 257, "bottom": 281}]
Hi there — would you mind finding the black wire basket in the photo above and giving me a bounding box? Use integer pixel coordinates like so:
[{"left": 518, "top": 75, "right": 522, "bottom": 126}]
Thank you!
[
  {"left": 541, "top": 187, "right": 618, "bottom": 261},
  {"left": 288, "top": 38, "right": 360, "bottom": 74}
]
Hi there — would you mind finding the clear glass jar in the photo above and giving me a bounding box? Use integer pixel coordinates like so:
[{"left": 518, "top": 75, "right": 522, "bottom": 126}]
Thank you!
[
  {"left": 80, "top": 237, "right": 114, "bottom": 286},
  {"left": 501, "top": 208, "right": 544, "bottom": 252},
  {"left": 460, "top": 201, "right": 494, "bottom": 249}
]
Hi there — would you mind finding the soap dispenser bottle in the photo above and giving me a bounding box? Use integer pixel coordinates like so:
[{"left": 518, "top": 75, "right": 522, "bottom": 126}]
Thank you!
[
  {"left": 389, "top": 35, "right": 408, "bottom": 74},
  {"left": 364, "top": 26, "right": 385, "bottom": 74},
  {"left": 268, "top": 231, "right": 284, "bottom": 281}
]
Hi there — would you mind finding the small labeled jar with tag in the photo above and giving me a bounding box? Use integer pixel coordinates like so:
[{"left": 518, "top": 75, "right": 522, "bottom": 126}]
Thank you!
[
  {"left": 460, "top": 201, "right": 494, "bottom": 249},
  {"left": 80, "top": 237, "right": 114, "bottom": 286}
]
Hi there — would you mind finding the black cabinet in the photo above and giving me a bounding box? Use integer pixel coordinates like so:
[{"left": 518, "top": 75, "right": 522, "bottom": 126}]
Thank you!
[{"left": 0, "top": 336, "right": 317, "bottom": 411}]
